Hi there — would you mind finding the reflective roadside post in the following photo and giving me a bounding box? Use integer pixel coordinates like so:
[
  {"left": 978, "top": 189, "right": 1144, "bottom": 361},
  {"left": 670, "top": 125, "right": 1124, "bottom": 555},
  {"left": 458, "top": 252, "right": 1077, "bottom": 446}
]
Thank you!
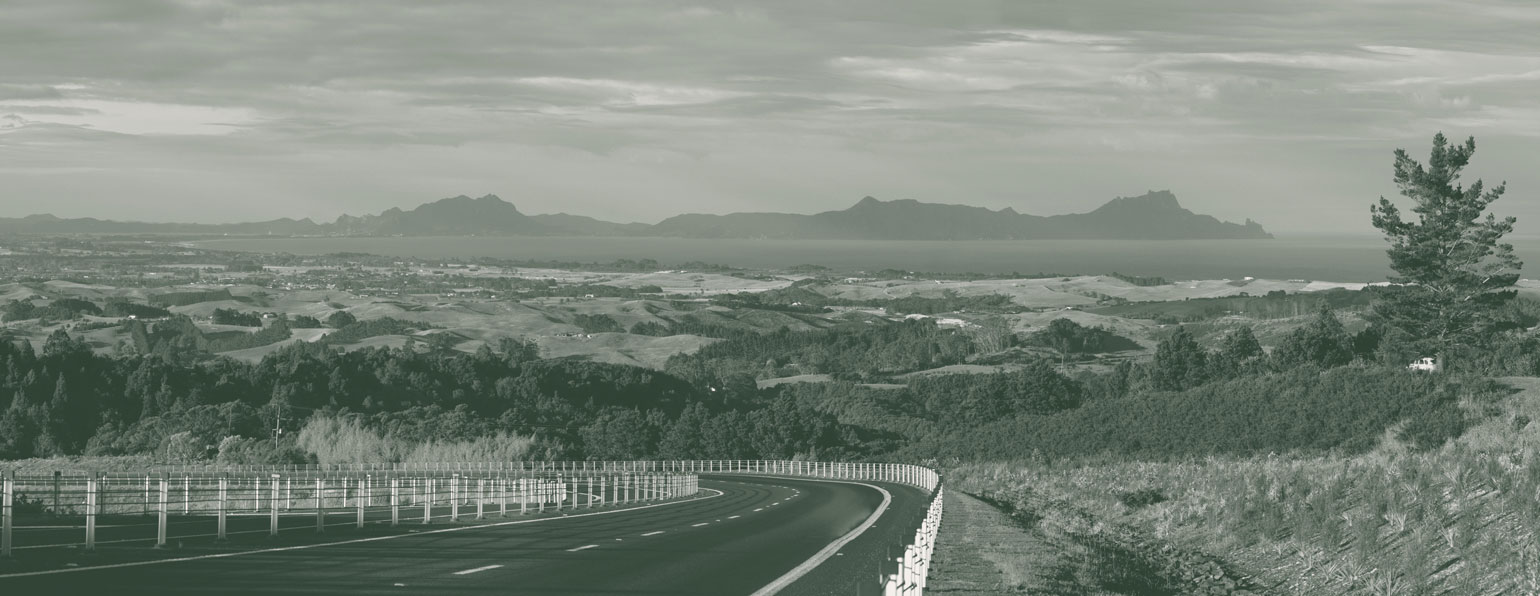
[
  {"left": 269, "top": 474, "right": 280, "bottom": 537},
  {"left": 85, "top": 473, "right": 98, "bottom": 551},
  {"left": 216, "top": 474, "right": 228, "bottom": 542},
  {"left": 155, "top": 472, "right": 169, "bottom": 548},
  {"left": 2, "top": 471, "right": 13, "bottom": 558}
]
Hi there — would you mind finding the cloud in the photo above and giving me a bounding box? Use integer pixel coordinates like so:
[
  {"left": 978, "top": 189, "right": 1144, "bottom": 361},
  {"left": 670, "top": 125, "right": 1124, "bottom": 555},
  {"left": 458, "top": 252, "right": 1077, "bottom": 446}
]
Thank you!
[{"left": 0, "top": 0, "right": 1539, "bottom": 236}]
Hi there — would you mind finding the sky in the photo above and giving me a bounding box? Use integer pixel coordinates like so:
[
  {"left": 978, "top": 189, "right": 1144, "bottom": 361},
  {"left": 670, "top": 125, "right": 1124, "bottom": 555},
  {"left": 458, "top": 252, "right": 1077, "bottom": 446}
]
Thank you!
[{"left": 2, "top": 0, "right": 1539, "bottom": 235}]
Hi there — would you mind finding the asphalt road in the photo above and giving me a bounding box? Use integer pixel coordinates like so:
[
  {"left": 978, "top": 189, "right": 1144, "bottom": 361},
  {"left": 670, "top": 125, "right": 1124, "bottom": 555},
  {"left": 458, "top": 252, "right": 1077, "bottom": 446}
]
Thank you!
[{"left": 0, "top": 475, "right": 929, "bottom": 595}]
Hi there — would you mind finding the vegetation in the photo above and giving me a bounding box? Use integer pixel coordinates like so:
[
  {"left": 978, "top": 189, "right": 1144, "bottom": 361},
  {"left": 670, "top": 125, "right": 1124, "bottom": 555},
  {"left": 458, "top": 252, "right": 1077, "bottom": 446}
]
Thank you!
[
  {"left": 1371, "top": 133, "right": 1521, "bottom": 370},
  {"left": 212, "top": 308, "right": 263, "bottom": 327}
]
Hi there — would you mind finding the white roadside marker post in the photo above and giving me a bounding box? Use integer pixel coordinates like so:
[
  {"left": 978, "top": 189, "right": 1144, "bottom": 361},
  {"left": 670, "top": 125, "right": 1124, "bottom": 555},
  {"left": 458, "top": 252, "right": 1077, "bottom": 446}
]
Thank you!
[
  {"left": 269, "top": 474, "right": 280, "bottom": 537},
  {"left": 316, "top": 477, "right": 325, "bottom": 533},
  {"left": 155, "top": 473, "right": 169, "bottom": 548},
  {"left": 216, "top": 474, "right": 227, "bottom": 542},
  {"left": 390, "top": 477, "right": 400, "bottom": 527},
  {"left": 2, "top": 471, "right": 14, "bottom": 558},
  {"left": 85, "top": 473, "right": 98, "bottom": 551}
]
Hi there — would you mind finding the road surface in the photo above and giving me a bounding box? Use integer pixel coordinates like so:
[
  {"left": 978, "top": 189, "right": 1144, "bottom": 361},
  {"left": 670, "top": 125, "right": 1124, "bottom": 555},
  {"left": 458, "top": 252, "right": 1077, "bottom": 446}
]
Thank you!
[{"left": 0, "top": 475, "right": 929, "bottom": 595}]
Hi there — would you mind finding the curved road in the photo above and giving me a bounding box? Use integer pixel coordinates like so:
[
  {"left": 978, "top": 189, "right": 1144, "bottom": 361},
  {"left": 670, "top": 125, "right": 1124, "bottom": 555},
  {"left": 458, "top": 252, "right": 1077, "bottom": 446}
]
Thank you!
[{"left": 0, "top": 475, "right": 929, "bottom": 595}]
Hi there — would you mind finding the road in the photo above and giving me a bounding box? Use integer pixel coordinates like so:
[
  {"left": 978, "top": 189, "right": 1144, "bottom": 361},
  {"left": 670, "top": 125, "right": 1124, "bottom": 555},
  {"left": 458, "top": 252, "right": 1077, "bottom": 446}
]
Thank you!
[{"left": 0, "top": 475, "right": 929, "bottom": 595}]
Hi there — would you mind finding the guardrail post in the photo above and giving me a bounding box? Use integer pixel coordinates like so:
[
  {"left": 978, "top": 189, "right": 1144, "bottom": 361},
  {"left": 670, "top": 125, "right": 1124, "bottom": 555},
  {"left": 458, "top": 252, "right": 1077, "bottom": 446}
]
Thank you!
[
  {"left": 84, "top": 473, "right": 98, "bottom": 551},
  {"left": 499, "top": 477, "right": 508, "bottom": 517},
  {"left": 356, "top": 478, "right": 365, "bottom": 529},
  {"left": 423, "top": 477, "right": 432, "bottom": 524},
  {"left": 366, "top": 474, "right": 373, "bottom": 507},
  {"left": 216, "top": 474, "right": 228, "bottom": 542},
  {"left": 391, "top": 477, "right": 400, "bottom": 526},
  {"left": 316, "top": 477, "right": 326, "bottom": 533},
  {"left": 2, "top": 471, "right": 13, "bottom": 558},
  {"left": 476, "top": 478, "right": 485, "bottom": 520},
  {"left": 269, "top": 474, "right": 280, "bottom": 537},
  {"left": 182, "top": 474, "right": 190, "bottom": 515},
  {"left": 155, "top": 472, "right": 169, "bottom": 548},
  {"left": 450, "top": 474, "right": 459, "bottom": 522}
]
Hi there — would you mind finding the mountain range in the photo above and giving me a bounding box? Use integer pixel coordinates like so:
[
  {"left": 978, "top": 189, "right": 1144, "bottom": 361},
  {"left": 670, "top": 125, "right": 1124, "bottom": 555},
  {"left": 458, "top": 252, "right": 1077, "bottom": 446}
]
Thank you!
[{"left": 0, "top": 191, "right": 1270, "bottom": 240}]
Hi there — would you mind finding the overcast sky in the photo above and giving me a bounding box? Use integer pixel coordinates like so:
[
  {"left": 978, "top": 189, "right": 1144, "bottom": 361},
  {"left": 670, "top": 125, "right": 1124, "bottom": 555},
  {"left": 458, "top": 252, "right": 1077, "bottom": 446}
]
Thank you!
[{"left": 2, "top": 0, "right": 1539, "bottom": 235}]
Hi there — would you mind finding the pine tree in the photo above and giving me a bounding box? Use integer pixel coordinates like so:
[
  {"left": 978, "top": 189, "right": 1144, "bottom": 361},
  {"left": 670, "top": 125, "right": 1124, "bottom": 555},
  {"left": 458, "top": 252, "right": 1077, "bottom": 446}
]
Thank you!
[{"left": 1370, "top": 133, "right": 1521, "bottom": 370}]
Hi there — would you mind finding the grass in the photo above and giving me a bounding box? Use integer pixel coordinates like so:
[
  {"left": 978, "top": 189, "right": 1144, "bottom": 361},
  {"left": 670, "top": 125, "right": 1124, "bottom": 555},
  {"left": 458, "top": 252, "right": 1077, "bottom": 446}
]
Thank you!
[{"left": 947, "top": 376, "right": 1540, "bottom": 595}]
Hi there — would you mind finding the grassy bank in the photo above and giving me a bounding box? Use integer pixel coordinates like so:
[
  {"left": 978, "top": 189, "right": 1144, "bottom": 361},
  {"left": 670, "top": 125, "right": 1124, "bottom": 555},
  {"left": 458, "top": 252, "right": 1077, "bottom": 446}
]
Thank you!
[{"left": 948, "top": 377, "right": 1540, "bottom": 595}]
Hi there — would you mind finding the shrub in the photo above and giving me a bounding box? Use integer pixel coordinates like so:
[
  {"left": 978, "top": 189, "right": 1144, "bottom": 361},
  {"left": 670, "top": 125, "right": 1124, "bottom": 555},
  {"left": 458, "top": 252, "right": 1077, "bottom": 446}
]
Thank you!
[{"left": 1118, "top": 488, "right": 1169, "bottom": 509}]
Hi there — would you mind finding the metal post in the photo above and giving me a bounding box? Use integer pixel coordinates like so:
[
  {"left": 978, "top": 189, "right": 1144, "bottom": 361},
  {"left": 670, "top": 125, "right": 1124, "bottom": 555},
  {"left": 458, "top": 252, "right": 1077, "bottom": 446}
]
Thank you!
[
  {"left": 316, "top": 477, "right": 325, "bottom": 533},
  {"left": 476, "top": 478, "right": 485, "bottom": 520},
  {"left": 84, "top": 473, "right": 98, "bottom": 551},
  {"left": 520, "top": 478, "right": 528, "bottom": 515},
  {"left": 143, "top": 474, "right": 150, "bottom": 516},
  {"left": 156, "top": 473, "right": 169, "bottom": 548},
  {"left": 450, "top": 474, "right": 460, "bottom": 522},
  {"left": 183, "top": 474, "right": 190, "bottom": 515},
  {"left": 216, "top": 475, "right": 228, "bottom": 541},
  {"left": 422, "top": 478, "right": 432, "bottom": 524},
  {"left": 269, "top": 474, "right": 280, "bottom": 537},
  {"left": 356, "top": 478, "right": 365, "bottom": 529},
  {"left": 2, "top": 471, "right": 13, "bottom": 558},
  {"left": 499, "top": 477, "right": 508, "bottom": 517},
  {"left": 391, "top": 477, "right": 400, "bottom": 526}
]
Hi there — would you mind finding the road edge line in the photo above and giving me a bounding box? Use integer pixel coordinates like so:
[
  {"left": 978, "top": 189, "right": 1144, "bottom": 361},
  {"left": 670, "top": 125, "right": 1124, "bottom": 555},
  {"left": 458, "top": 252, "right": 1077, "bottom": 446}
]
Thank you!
[{"left": 743, "top": 477, "right": 893, "bottom": 596}]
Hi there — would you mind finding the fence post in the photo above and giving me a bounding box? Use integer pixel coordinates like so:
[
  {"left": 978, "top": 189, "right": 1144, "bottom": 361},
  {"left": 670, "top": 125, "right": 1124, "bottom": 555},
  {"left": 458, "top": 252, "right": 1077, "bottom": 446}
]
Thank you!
[
  {"left": 391, "top": 477, "right": 400, "bottom": 526},
  {"left": 269, "top": 474, "right": 280, "bottom": 537},
  {"left": 476, "top": 478, "right": 485, "bottom": 520},
  {"left": 156, "top": 472, "right": 169, "bottom": 548},
  {"left": 183, "top": 474, "right": 190, "bottom": 515},
  {"left": 143, "top": 474, "right": 150, "bottom": 516},
  {"left": 1, "top": 471, "right": 11, "bottom": 559},
  {"left": 316, "top": 477, "right": 325, "bottom": 533},
  {"left": 216, "top": 474, "right": 228, "bottom": 542},
  {"left": 499, "top": 477, "right": 507, "bottom": 518},
  {"left": 450, "top": 474, "right": 460, "bottom": 522}
]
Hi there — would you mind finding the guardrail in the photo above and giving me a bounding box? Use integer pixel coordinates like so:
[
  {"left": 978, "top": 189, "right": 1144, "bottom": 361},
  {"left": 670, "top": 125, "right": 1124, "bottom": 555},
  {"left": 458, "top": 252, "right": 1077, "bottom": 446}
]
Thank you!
[{"left": 2, "top": 460, "right": 943, "bottom": 593}]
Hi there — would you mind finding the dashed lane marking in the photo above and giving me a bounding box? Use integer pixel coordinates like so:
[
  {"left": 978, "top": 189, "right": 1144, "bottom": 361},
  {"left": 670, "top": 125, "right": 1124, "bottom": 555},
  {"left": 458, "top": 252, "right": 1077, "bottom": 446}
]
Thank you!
[
  {"left": 641, "top": 531, "right": 665, "bottom": 536},
  {"left": 453, "top": 565, "right": 503, "bottom": 575},
  {"left": 691, "top": 522, "right": 709, "bottom": 527},
  {"left": 728, "top": 515, "right": 740, "bottom": 519},
  {"left": 567, "top": 544, "right": 599, "bottom": 552}
]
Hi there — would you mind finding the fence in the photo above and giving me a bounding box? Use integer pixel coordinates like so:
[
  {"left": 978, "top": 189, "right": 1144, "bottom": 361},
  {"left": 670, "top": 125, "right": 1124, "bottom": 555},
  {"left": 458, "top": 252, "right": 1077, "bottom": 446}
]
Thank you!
[{"left": 1, "top": 460, "right": 942, "bottom": 593}]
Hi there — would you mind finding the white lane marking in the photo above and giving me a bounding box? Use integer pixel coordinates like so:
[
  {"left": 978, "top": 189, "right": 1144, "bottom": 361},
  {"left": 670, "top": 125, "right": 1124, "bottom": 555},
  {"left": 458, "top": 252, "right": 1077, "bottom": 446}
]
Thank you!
[
  {"left": 567, "top": 544, "right": 599, "bottom": 552},
  {"left": 453, "top": 565, "right": 503, "bottom": 575},
  {"left": 691, "top": 522, "right": 710, "bottom": 527},
  {"left": 0, "top": 488, "right": 727, "bottom": 579},
  {"left": 747, "top": 478, "right": 894, "bottom": 596},
  {"left": 728, "top": 515, "right": 741, "bottom": 519},
  {"left": 641, "top": 531, "right": 665, "bottom": 536},
  {"left": 754, "top": 508, "right": 764, "bottom": 512}
]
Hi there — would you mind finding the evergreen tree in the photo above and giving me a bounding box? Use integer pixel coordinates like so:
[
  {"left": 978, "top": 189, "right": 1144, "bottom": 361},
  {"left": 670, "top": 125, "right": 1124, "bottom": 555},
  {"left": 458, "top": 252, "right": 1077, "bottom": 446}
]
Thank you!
[
  {"left": 1151, "top": 328, "right": 1208, "bottom": 391},
  {"left": 1369, "top": 133, "right": 1521, "bottom": 370},
  {"left": 1273, "top": 310, "right": 1355, "bottom": 369}
]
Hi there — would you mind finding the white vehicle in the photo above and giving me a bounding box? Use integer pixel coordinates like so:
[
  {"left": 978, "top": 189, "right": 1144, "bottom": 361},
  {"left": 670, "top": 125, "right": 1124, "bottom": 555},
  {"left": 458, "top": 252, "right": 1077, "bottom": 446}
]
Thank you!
[{"left": 1408, "top": 357, "right": 1438, "bottom": 372}]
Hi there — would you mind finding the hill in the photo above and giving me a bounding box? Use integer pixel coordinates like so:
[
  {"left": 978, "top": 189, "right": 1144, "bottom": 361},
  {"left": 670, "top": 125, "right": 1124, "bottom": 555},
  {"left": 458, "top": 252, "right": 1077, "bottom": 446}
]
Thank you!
[
  {"left": 0, "top": 190, "right": 1270, "bottom": 240},
  {"left": 652, "top": 191, "right": 1269, "bottom": 240}
]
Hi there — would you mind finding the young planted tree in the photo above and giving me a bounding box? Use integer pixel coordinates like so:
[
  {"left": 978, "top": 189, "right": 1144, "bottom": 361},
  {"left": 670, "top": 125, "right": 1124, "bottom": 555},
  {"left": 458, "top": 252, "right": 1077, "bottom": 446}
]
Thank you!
[{"left": 1370, "top": 133, "right": 1521, "bottom": 370}]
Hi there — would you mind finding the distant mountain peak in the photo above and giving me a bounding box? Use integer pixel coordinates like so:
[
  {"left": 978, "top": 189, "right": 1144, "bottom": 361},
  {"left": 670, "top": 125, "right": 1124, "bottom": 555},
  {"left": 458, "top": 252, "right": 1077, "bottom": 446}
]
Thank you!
[{"left": 1093, "top": 190, "right": 1184, "bottom": 213}]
